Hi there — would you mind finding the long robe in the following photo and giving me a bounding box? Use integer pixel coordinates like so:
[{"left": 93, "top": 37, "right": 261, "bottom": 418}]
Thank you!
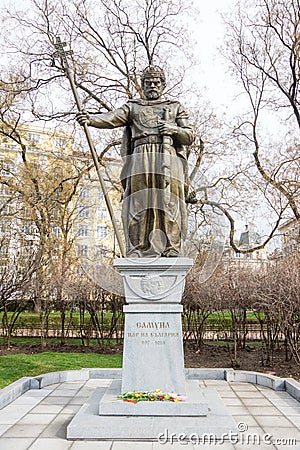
[{"left": 90, "top": 98, "right": 194, "bottom": 257}]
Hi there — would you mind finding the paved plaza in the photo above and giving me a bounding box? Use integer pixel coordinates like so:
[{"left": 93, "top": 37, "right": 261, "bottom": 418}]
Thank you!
[{"left": 0, "top": 374, "right": 300, "bottom": 449}]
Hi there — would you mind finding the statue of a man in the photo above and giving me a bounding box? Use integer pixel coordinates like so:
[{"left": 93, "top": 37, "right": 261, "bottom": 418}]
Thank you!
[{"left": 76, "top": 66, "right": 194, "bottom": 257}]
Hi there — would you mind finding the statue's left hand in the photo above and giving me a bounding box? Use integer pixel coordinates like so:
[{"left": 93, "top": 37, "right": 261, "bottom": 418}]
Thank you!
[{"left": 159, "top": 123, "right": 178, "bottom": 136}]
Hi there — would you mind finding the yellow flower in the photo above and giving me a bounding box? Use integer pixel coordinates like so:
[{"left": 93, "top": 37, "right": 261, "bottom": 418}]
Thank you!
[
  {"left": 156, "top": 389, "right": 161, "bottom": 393},
  {"left": 164, "top": 395, "right": 170, "bottom": 400},
  {"left": 174, "top": 398, "right": 179, "bottom": 402},
  {"left": 134, "top": 393, "right": 139, "bottom": 398}
]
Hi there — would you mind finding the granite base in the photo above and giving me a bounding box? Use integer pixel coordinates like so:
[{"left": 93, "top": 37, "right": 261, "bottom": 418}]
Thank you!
[
  {"left": 67, "top": 380, "right": 238, "bottom": 441},
  {"left": 98, "top": 379, "right": 208, "bottom": 416}
]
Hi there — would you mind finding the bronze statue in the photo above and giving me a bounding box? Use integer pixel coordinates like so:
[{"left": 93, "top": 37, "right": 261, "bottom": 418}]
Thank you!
[{"left": 76, "top": 66, "right": 194, "bottom": 257}]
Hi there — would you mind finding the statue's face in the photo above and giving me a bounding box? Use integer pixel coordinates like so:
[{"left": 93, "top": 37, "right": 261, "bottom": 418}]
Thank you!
[{"left": 142, "top": 77, "right": 164, "bottom": 100}]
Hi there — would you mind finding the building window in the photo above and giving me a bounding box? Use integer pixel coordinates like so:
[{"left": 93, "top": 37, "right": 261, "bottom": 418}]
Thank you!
[
  {"left": 96, "top": 207, "right": 108, "bottom": 220},
  {"left": 4, "top": 143, "right": 17, "bottom": 149},
  {"left": 52, "top": 208, "right": 60, "bottom": 219},
  {"left": 77, "top": 244, "right": 88, "bottom": 257},
  {"left": 0, "top": 185, "right": 11, "bottom": 196},
  {"left": 40, "top": 155, "right": 48, "bottom": 168},
  {"left": 55, "top": 137, "right": 66, "bottom": 148},
  {"left": 28, "top": 147, "right": 39, "bottom": 153},
  {"left": 0, "top": 245, "right": 9, "bottom": 256},
  {"left": 52, "top": 226, "right": 61, "bottom": 238},
  {"left": 95, "top": 245, "right": 108, "bottom": 257},
  {"left": 78, "top": 205, "right": 90, "bottom": 218},
  {"left": 1, "top": 161, "right": 14, "bottom": 177},
  {"left": 1, "top": 202, "right": 14, "bottom": 215},
  {"left": 78, "top": 225, "right": 89, "bottom": 237},
  {"left": 80, "top": 188, "right": 90, "bottom": 199},
  {"left": 28, "top": 132, "right": 41, "bottom": 144},
  {"left": 0, "top": 219, "right": 10, "bottom": 234},
  {"left": 97, "top": 226, "right": 108, "bottom": 239},
  {"left": 22, "top": 222, "right": 36, "bottom": 235}
]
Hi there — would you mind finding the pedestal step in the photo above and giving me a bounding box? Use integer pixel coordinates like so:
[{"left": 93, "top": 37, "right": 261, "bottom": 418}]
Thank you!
[
  {"left": 99, "top": 379, "right": 208, "bottom": 416},
  {"left": 67, "top": 380, "right": 238, "bottom": 441}
]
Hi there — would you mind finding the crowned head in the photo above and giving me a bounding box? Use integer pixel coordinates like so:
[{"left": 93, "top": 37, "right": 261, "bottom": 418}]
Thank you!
[{"left": 141, "top": 65, "right": 166, "bottom": 100}]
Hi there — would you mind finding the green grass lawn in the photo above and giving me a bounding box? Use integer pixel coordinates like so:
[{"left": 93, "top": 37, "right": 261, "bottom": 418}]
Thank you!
[{"left": 0, "top": 352, "right": 122, "bottom": 389}]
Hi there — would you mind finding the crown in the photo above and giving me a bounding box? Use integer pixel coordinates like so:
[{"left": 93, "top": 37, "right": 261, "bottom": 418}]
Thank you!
[{"left": 141, "top": 65, "right": 166, "bottom": 84}]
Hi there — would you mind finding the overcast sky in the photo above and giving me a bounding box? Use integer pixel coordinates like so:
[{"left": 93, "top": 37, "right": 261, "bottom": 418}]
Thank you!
[{"left": 189, "top": 0, "right": 240, "bottom": 111}]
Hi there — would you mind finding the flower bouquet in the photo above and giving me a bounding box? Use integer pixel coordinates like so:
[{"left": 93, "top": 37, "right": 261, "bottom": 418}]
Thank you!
[{"left": 117, "top": 389, "right": 186, "bottom": 404}]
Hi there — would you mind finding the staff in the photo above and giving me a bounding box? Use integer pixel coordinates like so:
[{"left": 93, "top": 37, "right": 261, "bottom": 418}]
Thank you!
[{"left": 52, "top": 37, "right": 125, "bottom": 257}]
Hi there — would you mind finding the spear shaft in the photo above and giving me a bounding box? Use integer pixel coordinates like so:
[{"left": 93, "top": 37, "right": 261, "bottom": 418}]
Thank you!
[{"left": 53, "top": 37, "right": 125, "bottom": 257}]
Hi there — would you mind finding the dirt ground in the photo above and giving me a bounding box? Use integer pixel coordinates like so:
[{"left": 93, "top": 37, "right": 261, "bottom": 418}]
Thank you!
[
  {"left": 184, "top": 341, "right": 300, "bottom": 381},
  {"left": 1, "top": 340, "right": 299, "bottom": 381}
]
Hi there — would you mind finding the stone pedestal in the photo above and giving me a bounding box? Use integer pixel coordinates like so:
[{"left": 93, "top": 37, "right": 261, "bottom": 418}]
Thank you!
[
  {"left": 114, "top": 257, "right": 193, "bottom": 394},
  {"left": 66, "top": 257, "right": 239, "bottom": 440}
]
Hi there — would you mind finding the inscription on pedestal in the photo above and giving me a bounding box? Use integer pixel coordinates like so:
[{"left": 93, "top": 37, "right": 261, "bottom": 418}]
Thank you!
[
  {"left": 127, "top": 322, "right": 180, "bottom": 348},
  {"left": 122, "top": 311, "right": 185, "bottom": 393},
  {"left": 114, "top": 258, "right": 194, "bottom": 394}
]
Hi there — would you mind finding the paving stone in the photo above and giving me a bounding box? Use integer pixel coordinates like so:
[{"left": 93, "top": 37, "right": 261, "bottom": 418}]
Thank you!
[
  {"left": 273, "top": 444, "right": 300, "bottom": 450},
  {"left": 0, "top": 404, "right": 34, "bottom": 424},
  {"left": 29, "top": 437, "right": 73, "bottom": 449},
  {"left": 235, "top": 390, "right": 264, "bottom": 398},
  {"left": 241, "top": 397, "right": 273, "bottom": 406},
  {"left": 43, "top": 383, "right": 60, "bottom": 389},
  {"left": 225, "top": 406, "right": 249, "bottom": 415},
  {"left": 60, "top": 404, "right": 82, "bottom": 414},
  {"left": 42, "top": 396, "right": 71, "bottom": 405},
  {"left": 76, "top": 388, "right": 95, "bottom": 397},
  {"left": 222, "top": 398, "right": 243, "bottom": 406},
  {"left": 230, "top": 383, "right": 258, "bottom": 391},
  {"left": 2, "top": 423, "right": 48, "bottom": 438},
  {"left": 255, "top": 415, "right": 295, "bottom": 428},
  {"left": 0, "top": 423, "right": 12, "bottom": 436},
  {"left": 234, "top": 415, "right": 259, "bottom": 427},
  {"left": 68, "top": 396, "right": 89, "bottom": 405},
  {"left": 0, "top": 437, "right": 36, "bottom": 449},
  {"left": 289, "top": 415, "right": 300, "bottom": 427},
  {"left": 11, "top": 394, "right": 49, "bottom": 406},
  {"left": 153, "top": 443, "right": 216, "bottom": 449},
  {"left": 243, "top": 425, "right": 266, "bottom": 436},
  {"left": 30, "top": 404, "right": 64, "bottom": 414},
  {"left": 49, "top": 390, "right": 79, "bottom": 397},
  {"left": 23, "top": 390, "right": 53, "bottom": 397},
  {"left": 112, "top": 442, "right": 153, "bottom": 449},
  {"left": 218, "top": 390, "right": 237, "bottom": 398},
  {"left": 204, "top": 379, "right": 228, "bottom": 386},
  {"left": 70, "top": 442, "right": 113, "bottom": 449},
  {"left": 246, "top": 406, "right": 281, "bottom": 416},
  {"left": 17, "top": 413, "right": 56, "bottom": 425},
  {"left": 266, "top": 427, "right": 300, "bottom": 439},
  {"left": 40, "top": 414, "right": 74, "bottom": 439},
  {"left": 270, "top": 397, "right": 300, "bottom": 407},
  {"left": 235, "top": 443, "right": 276, "bottom": 450},
  {"left": 277, "top": 405, "right": 300, "bottom": 416}
]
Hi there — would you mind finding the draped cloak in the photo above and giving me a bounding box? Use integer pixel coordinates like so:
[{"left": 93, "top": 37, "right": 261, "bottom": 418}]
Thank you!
[{"left": 90, "top": 98, "right": 194, "bottom": 257}]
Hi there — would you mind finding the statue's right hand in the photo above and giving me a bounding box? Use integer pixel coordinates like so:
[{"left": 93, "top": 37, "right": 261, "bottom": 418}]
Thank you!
[{"left": 76, "top": 110, "right": 91, "bottom": 126}]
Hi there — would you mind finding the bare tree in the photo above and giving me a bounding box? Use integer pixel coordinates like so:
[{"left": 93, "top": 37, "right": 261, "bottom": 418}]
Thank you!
[
  {"left": 0, "top": 234, "right": 37, "bottom": 349},
  {"left": 223, "top": 0, "right": 300, "bottom": 243}
]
